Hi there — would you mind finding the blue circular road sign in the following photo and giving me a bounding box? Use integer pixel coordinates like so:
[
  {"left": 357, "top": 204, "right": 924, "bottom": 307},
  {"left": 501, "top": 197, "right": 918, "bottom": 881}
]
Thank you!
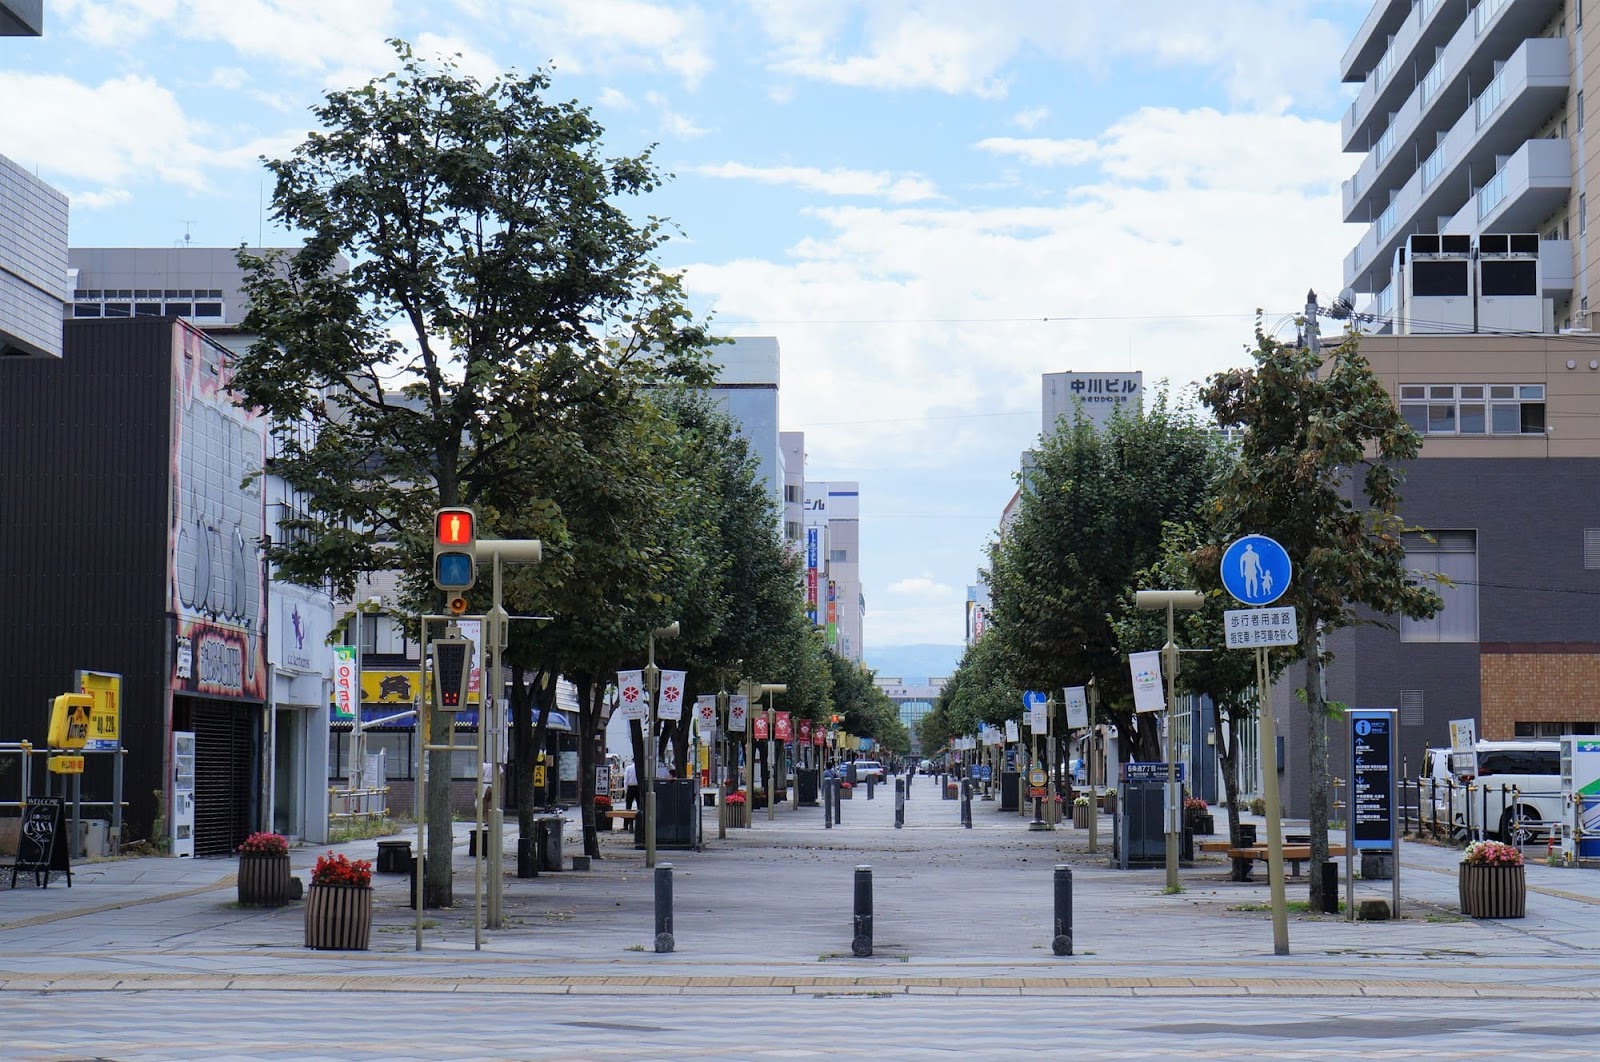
[{"left": 1220, "top": 534, "right": 1292, "bottom": 606}]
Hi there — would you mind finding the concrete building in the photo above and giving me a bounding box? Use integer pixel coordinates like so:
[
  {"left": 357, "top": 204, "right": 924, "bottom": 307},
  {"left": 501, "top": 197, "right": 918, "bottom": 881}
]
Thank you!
[
  {"left": 707, "top": 336, "right": 782, "bottom": 521},
  {"left": 0, "top": 154, "right": 68, "bottom": 359},
  {"left": 1339, "top": 0, "right": 1583, "bottom": 330},
  {"left": 1314, "top": 0, "right": 1600, "bottom": 817},
  {"left": 804, "top": 480, "right": 864, "bottom": 661},
  {"left": 874, "top": 678, "right": 947, "bottom": 754},
  {"left": 0, "top": 0, "right": 42, "bottom": 36}
]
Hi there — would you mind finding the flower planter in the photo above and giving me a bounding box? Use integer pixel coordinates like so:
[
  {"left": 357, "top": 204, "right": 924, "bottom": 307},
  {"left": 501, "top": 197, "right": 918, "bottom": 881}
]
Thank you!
[
  {"left": 1459, "top": 862, "right": 1526, "bottom": 919},
  {"left": 1188, "top": 812, "right": 1214, "bottom": 836},
  {"left": 237, "top": 852, "right": 292, "bottom": 907},
  {"left": 722, "top": 802, "right": 750, "bottom": 829},
  {"left": 839, "top": 787, "right": 854, "bottom": 800},
  {"left": 597, "top": 814, "right": 614, "bottom": 831},
  {"left": 304, "top": 883, "right": 373, "bottom": 950},
  {"left": 1072, "top": 805, "right": 1092, "bottom": 830}
]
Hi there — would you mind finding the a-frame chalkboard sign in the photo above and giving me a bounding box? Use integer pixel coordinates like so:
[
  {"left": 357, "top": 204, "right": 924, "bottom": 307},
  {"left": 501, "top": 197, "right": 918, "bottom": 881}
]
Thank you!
[{"left": 10, "top": 796, "right": 72, "bottom": 888}]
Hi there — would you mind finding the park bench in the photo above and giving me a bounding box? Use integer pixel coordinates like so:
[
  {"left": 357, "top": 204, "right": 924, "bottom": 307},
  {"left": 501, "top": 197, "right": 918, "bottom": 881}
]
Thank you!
[
  {"left": 607, "top": 809, "right": 638, "bottom": 829},
  {"left": 1225, "top": 844, "right": 1347, "bottom": 879}
]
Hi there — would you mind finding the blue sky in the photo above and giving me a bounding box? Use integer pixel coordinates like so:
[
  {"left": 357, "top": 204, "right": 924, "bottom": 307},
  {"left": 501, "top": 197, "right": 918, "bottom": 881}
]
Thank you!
[{"left": 3, "top": 0, "right": 1370, "bottom": 658}]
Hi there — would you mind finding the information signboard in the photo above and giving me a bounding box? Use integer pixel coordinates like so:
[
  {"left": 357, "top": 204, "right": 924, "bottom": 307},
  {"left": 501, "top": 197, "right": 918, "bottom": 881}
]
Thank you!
[
  {"left": 10, "top": 796, "right": 71, "bottom": 887},
  {"left": 1350, "top": 709, "right": 1397, "bottom": 851},
  {"left": 1223, "top": 606, "right": 1298, "bottom": 648}
]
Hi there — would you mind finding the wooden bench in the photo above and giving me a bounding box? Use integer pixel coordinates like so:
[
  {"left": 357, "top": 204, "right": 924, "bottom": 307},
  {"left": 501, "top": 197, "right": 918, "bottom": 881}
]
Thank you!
[
  {"left": 1225, "top": 844, "right": 1348, "bottom": 879},
  {"left": 607, "top": 810, "right": 638, "bottom": 829}
]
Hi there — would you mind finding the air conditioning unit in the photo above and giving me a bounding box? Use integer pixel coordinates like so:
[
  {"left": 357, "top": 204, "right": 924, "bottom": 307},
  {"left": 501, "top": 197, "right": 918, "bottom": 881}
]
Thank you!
[
  {"left": 1399, "top": 234, "right": 1473, "bottom": 335},
  {"left": 1476, "top": 234, "right": 1542, "bottom": 334}
]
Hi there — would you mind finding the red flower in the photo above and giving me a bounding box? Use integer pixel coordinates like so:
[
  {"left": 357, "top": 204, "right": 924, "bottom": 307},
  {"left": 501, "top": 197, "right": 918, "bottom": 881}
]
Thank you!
[
  {"left": 238, "top": 831, "right": 289, "bottom": 857},
  {"left": 725, "top": 792, "right": 747, "bottom": 805},
  {"left": 312, "top": 851, "right": 372, "bottom": 888}
]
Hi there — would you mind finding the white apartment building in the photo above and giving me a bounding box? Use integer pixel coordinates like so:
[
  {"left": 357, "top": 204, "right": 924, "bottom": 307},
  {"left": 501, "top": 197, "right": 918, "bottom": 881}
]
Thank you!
[{"left": 1340, "top": 0, "right": 1591, "bottom": 332}]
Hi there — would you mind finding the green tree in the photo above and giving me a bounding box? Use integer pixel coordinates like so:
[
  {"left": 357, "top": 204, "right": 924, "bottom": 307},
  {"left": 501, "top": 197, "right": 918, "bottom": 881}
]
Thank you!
[
  {"left": 986, "top": 391, "right": 1231, "bottom": 761},
  {"left": 1201, "top": 323, "right": 1441, "bottom": 909},
  {"left": 229, "top": 43, "right": 712, "bottom": 900}
]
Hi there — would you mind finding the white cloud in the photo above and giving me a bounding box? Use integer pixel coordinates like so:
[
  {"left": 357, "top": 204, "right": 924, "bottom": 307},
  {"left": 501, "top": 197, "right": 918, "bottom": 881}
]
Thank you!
[
  {"left": 747, "top": 0, "right": 1350, "bottom": 109},
  {"left": 888, "top": 576, "right": 958, "bottom": 601},
  {"left": 599, "top": 87, "right": 634, "bottom": 109},
  {"left": 645, "top": 90, "right": 709, "bottom": 138},
  {"left": 1009, "top": 106, "right": 1048, "bottom": 130},
  {"left": 0, "top": 72, "right": 217, "bottom": 190},
  {"left": 497, "top": 0, "right": 714, "bottom": 88},
  {"left": 208, "top": 66, "right": 250, "bottom": 90},
  {"left": 976, "top": 136, "right": 1099, "bottom": 168},
  {"left": 68, "top": 187, "right": 135, "bottom": 211},
  {"left": 696, "top": 162, "right": 939, "bottom": 203}
]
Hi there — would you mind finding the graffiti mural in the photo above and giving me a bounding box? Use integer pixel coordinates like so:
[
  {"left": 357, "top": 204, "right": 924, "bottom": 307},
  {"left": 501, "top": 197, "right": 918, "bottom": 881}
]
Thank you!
[{"left": 168, "top": 323, "right": 266, "bottom": 700}]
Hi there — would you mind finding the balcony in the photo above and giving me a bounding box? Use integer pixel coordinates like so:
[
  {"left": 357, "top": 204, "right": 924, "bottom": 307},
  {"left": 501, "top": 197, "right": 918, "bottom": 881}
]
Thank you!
[
  {"left": 1445, "top": 137, "right": 1571, "bottom": 236},
  {"left": 1342, "top": 0, "right": 1417, "bottom": 84},
  {"left": 1342, "top": 0, "right": 1461, "bottom": 152},
  {"left": 1342, "top": 38, "right": 1569, "bottom": 293}
]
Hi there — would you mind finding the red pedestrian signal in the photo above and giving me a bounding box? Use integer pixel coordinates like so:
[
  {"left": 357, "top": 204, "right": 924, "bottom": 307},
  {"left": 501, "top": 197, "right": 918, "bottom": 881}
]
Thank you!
[{"left": 433, "top": 507, "right": 477, "bottom": 591}]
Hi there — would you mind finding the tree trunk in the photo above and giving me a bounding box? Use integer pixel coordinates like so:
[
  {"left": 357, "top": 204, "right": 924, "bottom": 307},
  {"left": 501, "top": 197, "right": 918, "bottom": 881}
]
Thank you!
[
  {"left": 574, "top": 673, "right": 600, "bottom": 859},
  {"left": 1218, "top": 708, "right": 1247, "bottom": 881},
  {"left": 510, "top": 664, "right": 556, "bottom": 841},
  {"left": 1306, "top": 623, "right": 1331, "bottom": 912}
]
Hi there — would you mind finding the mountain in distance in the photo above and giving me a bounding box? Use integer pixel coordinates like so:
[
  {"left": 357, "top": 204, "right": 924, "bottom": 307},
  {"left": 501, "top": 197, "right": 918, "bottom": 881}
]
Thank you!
[{"left": 864, "top": 644, "right": 964, "bottom": 686}]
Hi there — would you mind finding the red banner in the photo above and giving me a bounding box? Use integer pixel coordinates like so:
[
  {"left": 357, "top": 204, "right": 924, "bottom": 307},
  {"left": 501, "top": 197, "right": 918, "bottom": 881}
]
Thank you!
[
  {"left": 775, "top": 711, "right": 792, "bottom": 742},
  {"left": 813, "top": 728, "right": 825, "bottom": 746},
  {"left": 754, "top": 715, "right": 770, "bottom": 740},
  {"left": 798, "top": 718, "right": 813, "bottom": 743}
]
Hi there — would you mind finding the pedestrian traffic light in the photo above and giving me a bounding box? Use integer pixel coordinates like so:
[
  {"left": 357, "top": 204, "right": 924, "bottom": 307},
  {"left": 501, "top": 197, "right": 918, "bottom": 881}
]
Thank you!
[
  {"left": 433, "top": 507, "right": 476, "bottom": 591},
  {"left": 431, "top": 637, "right": 473, "bottom": 712}
]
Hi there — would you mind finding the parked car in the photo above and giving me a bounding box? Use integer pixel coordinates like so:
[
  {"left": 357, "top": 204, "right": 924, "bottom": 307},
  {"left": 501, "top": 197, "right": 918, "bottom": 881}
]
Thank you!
[
  {"left": 1429, "top": 740, "right": 1562, "bottom": 842},
  {"left": 848, "top": 760, "right": 886, "bottom": 784}
]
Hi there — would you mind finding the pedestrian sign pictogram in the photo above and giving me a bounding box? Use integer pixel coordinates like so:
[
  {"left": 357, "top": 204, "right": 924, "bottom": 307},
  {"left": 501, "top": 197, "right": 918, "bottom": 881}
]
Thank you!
[{"left": 1220, "top": 534, "right": 1292, "bottom": 606}]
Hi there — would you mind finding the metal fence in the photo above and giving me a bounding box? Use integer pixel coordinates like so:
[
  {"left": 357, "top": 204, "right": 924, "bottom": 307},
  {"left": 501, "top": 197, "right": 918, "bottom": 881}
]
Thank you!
[{"left": 1398, "top": 777, "right": 1563, "bottom": 845}]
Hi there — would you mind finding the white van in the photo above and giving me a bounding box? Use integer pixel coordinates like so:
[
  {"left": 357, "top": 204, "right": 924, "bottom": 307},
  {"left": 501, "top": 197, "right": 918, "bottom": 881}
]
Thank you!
[{"left": 1471, "top": 740, "right": 1562, "bottom": 841}]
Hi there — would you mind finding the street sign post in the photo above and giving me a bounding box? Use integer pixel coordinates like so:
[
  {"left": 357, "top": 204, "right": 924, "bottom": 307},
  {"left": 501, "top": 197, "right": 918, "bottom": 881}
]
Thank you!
[{"left": 1220, "top": 534, "right": 1295, "bottom": 955}]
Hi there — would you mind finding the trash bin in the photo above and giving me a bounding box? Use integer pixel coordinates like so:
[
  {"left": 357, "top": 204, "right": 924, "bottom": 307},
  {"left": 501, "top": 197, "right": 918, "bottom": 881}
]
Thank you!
[
  {"left": 1238, "top": 822, "right": 1258, "bottom": 847},
  {"left": 516, "top": 837, "right": 539, "bottom": 878}
]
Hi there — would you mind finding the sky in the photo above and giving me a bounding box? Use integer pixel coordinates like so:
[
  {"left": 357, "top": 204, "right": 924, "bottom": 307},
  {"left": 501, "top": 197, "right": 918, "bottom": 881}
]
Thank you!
[{"left": 2, "top": 0, "right": 1371, "bottom": 659}]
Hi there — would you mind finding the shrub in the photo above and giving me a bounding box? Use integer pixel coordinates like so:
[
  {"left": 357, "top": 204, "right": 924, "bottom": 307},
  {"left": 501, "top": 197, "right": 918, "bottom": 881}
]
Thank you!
[{"left": 1249, "top": 796, "right": 1267, "bottom": 816}]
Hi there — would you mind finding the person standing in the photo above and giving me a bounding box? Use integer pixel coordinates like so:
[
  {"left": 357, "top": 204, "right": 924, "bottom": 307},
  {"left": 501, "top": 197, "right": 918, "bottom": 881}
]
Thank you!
[{"left": 623, "top": 760, "right": 639, "bottom": 833}]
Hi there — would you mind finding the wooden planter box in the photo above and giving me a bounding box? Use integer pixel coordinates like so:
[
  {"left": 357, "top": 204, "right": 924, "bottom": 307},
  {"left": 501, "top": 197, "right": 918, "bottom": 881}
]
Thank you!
[
  {"left": 1459, "top": 862, "right": 1526, "bottom": 919},
  {"left": 1072, "top": 805, "right": 1092, "bottom": 829},
  {"left": 595, "top": 810, "right": 614, "bottom": 831},
  {"left": 305, "top": 883, "right": 373, "bottom": 950},
  {"left": 839, "top": 787, "right": 855, "bottom": 800},
  {"left": 722, "top": 802, "right": 750, "bottom": 829},
  {"left": 238, "top": 853, "right": 292, "bottom": 907}
]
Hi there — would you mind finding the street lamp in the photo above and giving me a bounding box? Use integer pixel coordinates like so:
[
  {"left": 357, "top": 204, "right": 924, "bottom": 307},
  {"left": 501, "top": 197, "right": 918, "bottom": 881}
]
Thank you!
[
  {"left": 762, "top": 684, "right": 787, "bottom": 822},
  {"left": 1135, "top": 588, "right": 1203, "bottom": 892},
  {"left": 643, "top": 621, "right": 679, "bottom": 869}
]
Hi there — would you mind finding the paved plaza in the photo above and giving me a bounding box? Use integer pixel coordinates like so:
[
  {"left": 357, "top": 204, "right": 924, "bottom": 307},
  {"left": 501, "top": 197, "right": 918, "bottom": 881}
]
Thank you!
[{"left": 4, "top": 779, "right": 1599, "bottom": 1059}]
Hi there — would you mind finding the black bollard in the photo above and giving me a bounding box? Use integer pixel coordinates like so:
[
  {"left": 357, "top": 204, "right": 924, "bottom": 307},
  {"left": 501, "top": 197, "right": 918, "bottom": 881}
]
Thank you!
[
  {"left": 835, "top": 777, "right": 843, "bottom": 824},
  {"left": 867, "top": 776, "right": 876, "bottom": 800},
  {"left": 824, "top": 777, "right": 834, "bottom": 829},
  {"left": 961, "top": 778, "right": 973, "bottom": 828},
  {"left": 654, "top": 863, "right": 675, "bottom": 953},
  {"left": 852, "top": 865, "right": 873, "bottom": 957},
  {"left": 1052, "top": 864, "right": 1074, "bottom": 956},
  {"left": 894, "top": 776, "right": 905, "bottom": 829}
]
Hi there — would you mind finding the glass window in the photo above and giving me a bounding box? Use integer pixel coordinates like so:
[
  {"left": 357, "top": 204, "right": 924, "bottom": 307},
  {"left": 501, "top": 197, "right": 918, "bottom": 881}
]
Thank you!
[
  {"left": 1400, "top": 385, "right": 1426, "bottom": 400},
  {"left": 73, "top": 304, "right": 101, "bottom": 317},
  {"left": 1401, "top": 530, "right": 1478, "bottom": 642},
  {"left": 1428, "top": 385, "right": 1455, "bottom": 400},
  {"left": 1401, "top": 405, "right": 1427, "bottom": 432},
  {"left": 1490, "top": 403, "right": 1522, "bottom": 433},
  {"left": 102, "top": 303, "right": 130, "bottom": 317},
  {"left": 135, "top": 302, "right": 162, "bottom": 316},
  {"left": 165, "top": 303, "right": 192, "bottom": 316},
  {"left": 193, "top": 302, "right": 224, "bottom": 317},
  {"left": 1427, "top": 404, "right": 1456, "bottom": 433},
  {"left": 1459, "top": 403, "right": 1486, "bottom": 433}
]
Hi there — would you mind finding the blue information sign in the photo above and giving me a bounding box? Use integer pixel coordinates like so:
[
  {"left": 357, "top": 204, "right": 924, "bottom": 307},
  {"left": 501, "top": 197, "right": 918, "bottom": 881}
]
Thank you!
[
  {"left": 1350, "top": 709, "right": 1397, "bottom": 851},
  {"left": 1220, "top": 534, "right": 1292, "bottom": 606},
  {"left": 1022, "top": 691, "right": 1048, "bottom": 711}
]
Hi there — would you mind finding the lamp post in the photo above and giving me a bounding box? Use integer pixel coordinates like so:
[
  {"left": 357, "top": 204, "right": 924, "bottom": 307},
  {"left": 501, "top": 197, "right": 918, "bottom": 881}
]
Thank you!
[
  {"left": 1086, "top": 677, "right": 1099, "bottom": 855},
  {"left": 643, "top": 621, "right": 680, "bottom": 869},
  {"left": 716, "top": 689, "right": 730, "bottom": 840},
  {"left": 1135, "top": 589, "right": 1204, "bottom": 892},
  {"left": 763, "top": 684, "right": 787, "bottom": 822}
]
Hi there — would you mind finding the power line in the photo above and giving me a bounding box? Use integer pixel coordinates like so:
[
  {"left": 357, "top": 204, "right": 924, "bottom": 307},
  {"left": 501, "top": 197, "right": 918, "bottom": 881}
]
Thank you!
[{"left": 711, "top": 310, "right": 1270, "bottom": 329}]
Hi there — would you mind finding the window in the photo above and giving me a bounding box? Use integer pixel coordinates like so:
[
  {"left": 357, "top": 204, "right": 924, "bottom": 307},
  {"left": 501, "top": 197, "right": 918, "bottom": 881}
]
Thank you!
[
  {"left": 1401, "top": 531, "right": 1478, "bottom": 642},
  {"left": 73, "top": 303, "right": 101, "bottom": 317},
  {"left": 193, "top": 302, "right": 224, "bottom": 317},
  {"left": 102, "top": 303, "right": 131, "bottom": 317},
  {"left": 785, "top": 485, "right": 800, "bottom": 503},
  {"left": 829, "top": 549, "right": 848, "bottom": 563},
  {"left": 1399, "top": 383, "right": 1544, "bottom": 435},
  {"left": 135, "top": 302, "right": 162, "bottom": 316}
]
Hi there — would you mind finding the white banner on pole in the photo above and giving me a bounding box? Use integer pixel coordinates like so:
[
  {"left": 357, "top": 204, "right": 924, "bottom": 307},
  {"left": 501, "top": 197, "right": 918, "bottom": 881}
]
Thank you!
[
  {"left": 617, "top": 669, "right": 646, "bottom": 721},
  {"left": 1063, "top": 686, "right": 1089, "bottom": 729},
  {"left": 695, "top": 695, "right": 717, "bottom": 739},
  {"left": 656, "top": 669, "right": 687, "bottom": 721},
  {"left": 728, "top": 696, "right": 748, "bottom": 732},
  {"left": 1028, "top": 704, "right": 1047, "bottom": 733},
  {"left": 1130, "top": 651, "right": 1165, "bottom": 713},
  {"left": 1004, "top": 719, "right": 1020, "bottom": 743}
]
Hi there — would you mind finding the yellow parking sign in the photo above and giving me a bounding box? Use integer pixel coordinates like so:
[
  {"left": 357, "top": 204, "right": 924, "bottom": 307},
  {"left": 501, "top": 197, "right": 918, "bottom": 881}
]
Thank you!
[{"left": 76, "top": 671, "right": 122, "bottom": 749}]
